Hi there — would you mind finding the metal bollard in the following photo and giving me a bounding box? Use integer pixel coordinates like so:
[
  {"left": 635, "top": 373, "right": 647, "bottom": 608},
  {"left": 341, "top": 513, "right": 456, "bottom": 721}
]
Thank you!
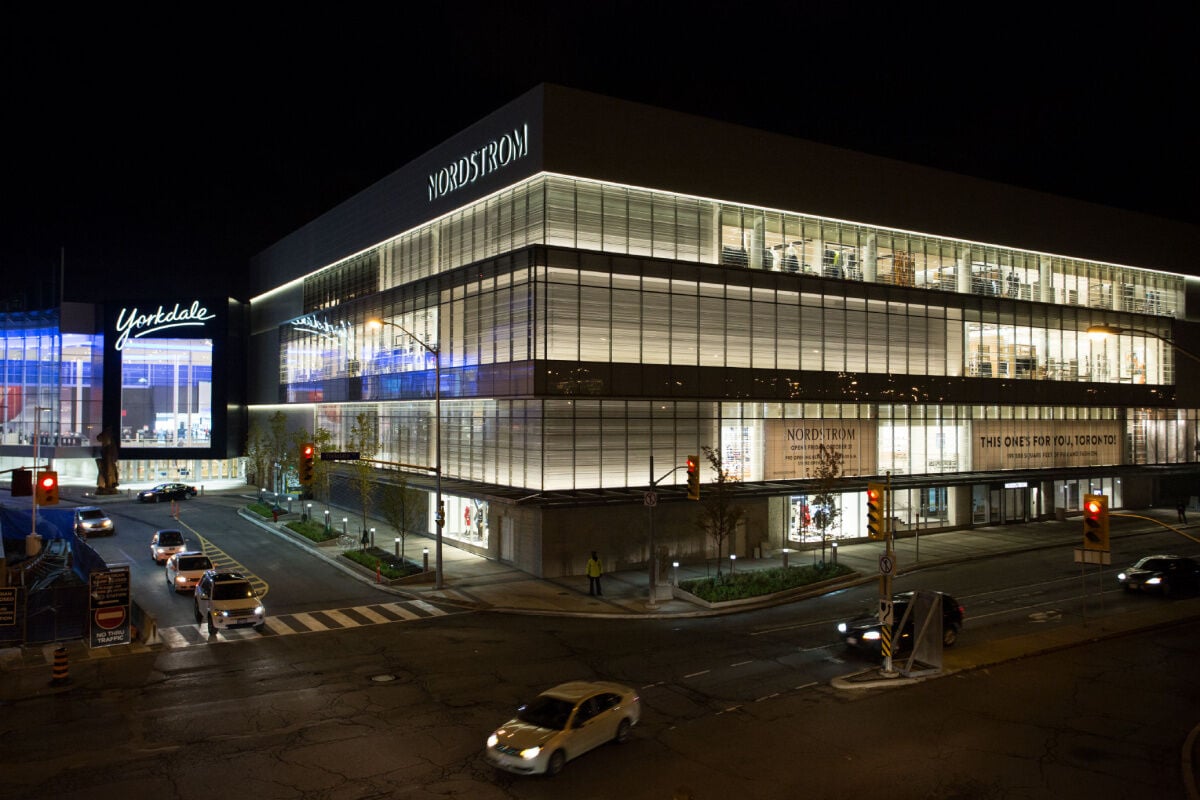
[{"left": 50, "top": 646, "right": 69, "bottom": 686}]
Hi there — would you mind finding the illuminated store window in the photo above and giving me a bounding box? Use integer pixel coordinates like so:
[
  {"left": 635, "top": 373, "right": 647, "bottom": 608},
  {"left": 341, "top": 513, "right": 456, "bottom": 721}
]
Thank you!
[{"left": 119, "top": 338, "right": 213, "bottom": 447}]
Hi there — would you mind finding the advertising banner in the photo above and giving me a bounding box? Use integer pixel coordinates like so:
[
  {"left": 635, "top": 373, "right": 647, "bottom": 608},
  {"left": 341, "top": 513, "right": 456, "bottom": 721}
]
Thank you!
[
  {"left": 971, "top": 420, "right": 1122, "bottom": 470},
  {"left": 765, "top": 419, "right": 877, "bottom": 479}
]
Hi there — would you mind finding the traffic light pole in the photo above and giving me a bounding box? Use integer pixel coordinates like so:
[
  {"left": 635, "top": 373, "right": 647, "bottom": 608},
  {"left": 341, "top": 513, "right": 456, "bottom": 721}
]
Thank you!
[
  {"left": 881, "top": 472, "right": 896, "bottom": 677},
  {"left": 647, "top": 456, "right": 687, "bottom": 609}
]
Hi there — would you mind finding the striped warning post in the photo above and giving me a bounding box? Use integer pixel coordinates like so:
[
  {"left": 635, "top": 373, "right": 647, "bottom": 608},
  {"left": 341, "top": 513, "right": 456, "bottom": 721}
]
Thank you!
[{"left": 50, "top": 646, "right": 69, "bottom": 686}]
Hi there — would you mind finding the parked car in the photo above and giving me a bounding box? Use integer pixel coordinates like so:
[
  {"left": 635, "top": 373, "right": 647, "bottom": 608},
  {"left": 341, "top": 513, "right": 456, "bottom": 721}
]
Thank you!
[
  {"left": 165, "top": 551, "right": 214, "bottom": 593},
  {"left": 837, "top": 591, "right": 964, "bottom": 654},
  {"left": 150, "top": 529, "right": 188, "bottom": 564},
  {"left": 486, "top": 680, "right": 640, "bottom": 776},
  {"left": 137, "top": 482, "right": 197, "bottom": 503},
  {"left": 74, "top": 506, "right": 115, "bottom": 536},
  {"left": 193, "top": 571, "right": 266, "bottom": 635},
  {"left": 1117, "top": 555, "right": 1200, "bottom": 596}
]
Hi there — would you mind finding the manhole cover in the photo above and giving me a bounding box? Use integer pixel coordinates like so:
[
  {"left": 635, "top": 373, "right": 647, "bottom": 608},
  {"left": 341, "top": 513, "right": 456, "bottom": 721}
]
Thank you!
[{"left": 371, "top": 673, "right": 398, "bottom": 683}]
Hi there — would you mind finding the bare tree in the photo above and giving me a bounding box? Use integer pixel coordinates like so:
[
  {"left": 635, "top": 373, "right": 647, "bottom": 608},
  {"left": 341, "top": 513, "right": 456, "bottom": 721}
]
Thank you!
[
  {"left": 695, "top": 445, "right": 745, "bottom": 577},
  {"left": 379, "top": 473, "right": 423, "bottom": 561},
  {"left": 809, "top": 443, "right": 844, "bottom": 566},
  {"left": 347, "top": 412, "right": 379, "bottom": 539}
]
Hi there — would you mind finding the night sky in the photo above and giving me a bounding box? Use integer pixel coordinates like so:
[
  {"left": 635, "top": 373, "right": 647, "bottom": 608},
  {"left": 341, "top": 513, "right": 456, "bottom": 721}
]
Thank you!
[{"left": 4, "top": 4, "right": 1197, "bottom": 308}]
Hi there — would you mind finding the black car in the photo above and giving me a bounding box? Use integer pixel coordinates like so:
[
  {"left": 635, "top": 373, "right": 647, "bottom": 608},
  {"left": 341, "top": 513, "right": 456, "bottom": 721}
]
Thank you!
[
  {"left": 1117, "top": 555, "right": 1200, "bottom": 596},
  {"left": 837, "top": 591, "right": 964, "bottom": 654},
  {"left": 137, "top": 482, "right": 198, "bottom": 503}
]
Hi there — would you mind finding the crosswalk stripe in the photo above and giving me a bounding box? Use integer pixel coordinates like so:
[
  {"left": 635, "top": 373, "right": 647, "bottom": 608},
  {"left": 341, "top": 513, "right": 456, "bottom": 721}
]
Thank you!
[
  {"left": 351, "top": 606, "right": 390, "bottom": 624},
  {"left": 323, "top": 609, "right": 361, "bottom": 628},
  {"left": 155, "top": 599, "right": 461, "bottom": 649},
  {"left": 380, "top": 602, "right": 420, "bottom": 620}
]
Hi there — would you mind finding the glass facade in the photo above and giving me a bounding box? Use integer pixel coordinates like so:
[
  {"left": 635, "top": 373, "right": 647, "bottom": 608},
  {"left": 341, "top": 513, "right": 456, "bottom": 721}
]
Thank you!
[
  {"left": 0, "top": 309, "right": 102, "bottom": 448},
  {"left": 118, "top": 337, "right": 214, "bottom": 447},
  {"left": 261, "top": 171, "right": 1198, "bottom": 549}
]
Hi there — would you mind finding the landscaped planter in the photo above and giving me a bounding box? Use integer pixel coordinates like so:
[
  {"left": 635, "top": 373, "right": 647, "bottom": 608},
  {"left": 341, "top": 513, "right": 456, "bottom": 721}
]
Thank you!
[{"left": 673, "top": 571, "right": 862, "bottom": 610}]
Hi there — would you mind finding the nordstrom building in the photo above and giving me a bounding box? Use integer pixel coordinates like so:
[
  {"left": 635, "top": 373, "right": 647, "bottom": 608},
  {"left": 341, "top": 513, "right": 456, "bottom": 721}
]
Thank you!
[{"left": 248, "top": 85, "right": 1200, "bottom": 579}]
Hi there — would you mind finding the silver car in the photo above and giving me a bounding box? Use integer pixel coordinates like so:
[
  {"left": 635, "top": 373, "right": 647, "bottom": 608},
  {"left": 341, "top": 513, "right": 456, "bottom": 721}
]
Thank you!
[
  {"left": 486, "top": 681, "right": 640, "bottom": 776},
  {"left": 150, "top": 529, "right": 187, "bottom": 564},
  {"left": 75, "top": 506, "right": 115, "bottom": 537},
  {"left": 165, "top": 551, "right": 213, "bottom": 593}
]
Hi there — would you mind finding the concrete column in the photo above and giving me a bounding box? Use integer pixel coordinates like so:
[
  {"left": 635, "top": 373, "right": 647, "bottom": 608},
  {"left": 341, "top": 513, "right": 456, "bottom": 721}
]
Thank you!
[{"left": 862, "top": 235, "right": 877, "bottom": 283}]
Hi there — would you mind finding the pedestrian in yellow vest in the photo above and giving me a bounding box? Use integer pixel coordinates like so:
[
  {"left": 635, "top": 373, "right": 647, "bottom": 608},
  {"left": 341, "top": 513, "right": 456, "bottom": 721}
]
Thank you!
[{"left": 586, "top": 551, "right": 603, "bottom": 596}]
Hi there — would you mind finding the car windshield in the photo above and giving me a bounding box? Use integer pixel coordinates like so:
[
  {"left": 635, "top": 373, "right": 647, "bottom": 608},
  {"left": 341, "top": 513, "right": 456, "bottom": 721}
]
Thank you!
[
  {"left": 213, "top": 581, "right": 254, "bottom": 600},
  {"left": 158, "top": 531, "right": 184, "bottom": 546},
  {"left": 1136, "top": 558, "right": 1169, "bottom": 571},
  {"left": 178, "top": 556, "right": 211, "bottom": 571},
  {"left": 79, "top": 510, "right": 105, "bottom": 520},
  {"left": 516, "top": 695, "right": 575, "bottom": 730}
]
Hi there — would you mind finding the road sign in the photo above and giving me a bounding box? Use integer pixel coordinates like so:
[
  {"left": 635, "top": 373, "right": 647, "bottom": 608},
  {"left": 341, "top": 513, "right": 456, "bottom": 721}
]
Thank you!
[
  {"left": 319, "top": 451, "right": 361, "bottom": 461},
  {"left": 879, "top": 554, "right": 895, "bottom": 576},
  {"left": 94, "top": 606, "right": 127, "bottom": 630},
  {"left": 644, "top": 491, "right": 658, "bottom": 507},
  {"left": 879, "top": 598, "right": 894, "bottom": 626},
  {"left": 1073, "top": 548, "right": 1112, "bottom": 565}
]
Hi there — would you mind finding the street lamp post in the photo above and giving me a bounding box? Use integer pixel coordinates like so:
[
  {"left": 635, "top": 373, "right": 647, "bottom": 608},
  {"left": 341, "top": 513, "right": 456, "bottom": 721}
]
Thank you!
[{"left": 369, "top": 317, "right": 443, "bottom": 589}]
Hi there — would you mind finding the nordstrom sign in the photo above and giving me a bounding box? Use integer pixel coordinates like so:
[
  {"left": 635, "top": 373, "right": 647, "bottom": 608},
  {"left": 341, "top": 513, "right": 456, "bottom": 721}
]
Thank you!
[{"left": 427, "top": 123, "right": 530, "bottom": 202}]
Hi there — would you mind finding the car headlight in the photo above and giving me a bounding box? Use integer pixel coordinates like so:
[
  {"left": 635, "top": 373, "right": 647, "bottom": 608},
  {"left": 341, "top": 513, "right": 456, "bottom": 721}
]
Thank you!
[
  {"left": 836, "top": 623, "right": 847, "bottom": 633},
  {"left": 219, "top": 610, "right": 230, "bottom": 617},
  {"left": 1146, "top": 576, "right": 1162, "bottom": 585},
  {"left": 862, "top": 630, "right": 881, "bottom": 641},
  {"left": 175, "top": 576, "right": 188, "bottom": 584},
  {"left": 487, "top": 734, "right": 498, "bottom": 748},
  {"left": 1117, "top": 572, "right": 1127, "bottom": 581},
  {"left": 254, "top": 605, "right": 265, "bottom": 616},
  {"left": 520, "top": 746, "right": 541, "bottom": 760}
]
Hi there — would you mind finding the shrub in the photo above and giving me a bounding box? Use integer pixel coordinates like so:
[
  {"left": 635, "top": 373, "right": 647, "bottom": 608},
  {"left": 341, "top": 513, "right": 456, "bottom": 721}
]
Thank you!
[
  {"left": 341, "top": 547, "right": 423, "bottom": 580},
  {"left": 248, "top": 502, "right": 275, "bottom": 519},
  {"left": 286, "top": 518, "right": 338, "bottom": 543},
  {"left": 680, "top": 562, "right": 853, "bottom": 603}
]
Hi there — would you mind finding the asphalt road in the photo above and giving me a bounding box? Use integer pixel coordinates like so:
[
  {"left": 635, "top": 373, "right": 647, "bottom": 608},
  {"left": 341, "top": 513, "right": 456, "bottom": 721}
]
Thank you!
[{"left": 3, "top": 500, "right": 1198, "bottom": 799}]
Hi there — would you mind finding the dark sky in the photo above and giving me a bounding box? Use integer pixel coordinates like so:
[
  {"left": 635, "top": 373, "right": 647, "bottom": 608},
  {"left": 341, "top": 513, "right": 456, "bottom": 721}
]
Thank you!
[{"left": 4, "top": 4, "right": 1197, "bottom": 307}]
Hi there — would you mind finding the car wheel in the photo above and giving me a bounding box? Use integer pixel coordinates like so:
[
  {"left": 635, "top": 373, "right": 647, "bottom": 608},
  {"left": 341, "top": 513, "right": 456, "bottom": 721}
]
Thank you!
[
  {"left": 1162, "top": 581, "right": 1172, "bottom": 598},
  {"left": 545, "top": 750, "right": 565, "bottom": 777},
  {"left": 207, "top": 614, "right": 216, "bottom": 637},
  {"left": 254, "top": 623, "right": 265, "bottom": 633},
  {"left": 194, "top": 601, "right": 203, "bottom": 624},
  {"left": 942, "top": 624, "right": 959, "bottom": 648},
  {"left": 614, "top": 718, "right": 632, "bottom": 744}
]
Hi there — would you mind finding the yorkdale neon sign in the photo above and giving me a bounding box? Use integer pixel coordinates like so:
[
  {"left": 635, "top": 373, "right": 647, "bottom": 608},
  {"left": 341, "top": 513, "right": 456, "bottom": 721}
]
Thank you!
[{"left": 114, "top": 301, "right": 217, "bottom": 351}]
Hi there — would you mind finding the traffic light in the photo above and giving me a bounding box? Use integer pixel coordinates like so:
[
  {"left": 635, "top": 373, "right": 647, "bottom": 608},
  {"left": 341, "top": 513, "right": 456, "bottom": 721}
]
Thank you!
[
  {"left": 35, "top": 470, "right": 59, "bottom": 505},
  {"left": 11, "top": 468, "right": 32, "bottom": 497},
  {"left": 686, "top": 454, "right": 700, "bottom": 500},
  {"left": 866, "top": 482, "right": 886, "bottom": 540},
  {"left": 298, "top": 443, "right": 315, "bottom": 486},
  {"left": 1082, "top": 493, "right": 1109, "bottom": 551}
]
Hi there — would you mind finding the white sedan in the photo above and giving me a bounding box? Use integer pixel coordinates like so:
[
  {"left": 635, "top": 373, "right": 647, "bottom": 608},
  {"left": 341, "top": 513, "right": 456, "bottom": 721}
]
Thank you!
[
  {"left": 486, "top": 681, "right": 640, "bottom": 776},
  {"left": 165, "top": 551, "right": 213, "bottom": 593}
]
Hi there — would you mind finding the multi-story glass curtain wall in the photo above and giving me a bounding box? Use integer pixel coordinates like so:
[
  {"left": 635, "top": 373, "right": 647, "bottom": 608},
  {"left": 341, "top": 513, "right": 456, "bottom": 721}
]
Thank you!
[
  {"left": 292, "top": 174, "right": 1183, "bottom": 384},
  {"left": 313, "top": 396, "right": 1199, "bottom": 497},
  {"left": 298, "top": 175, "right": 1185, "bottom": 324},
  {"left": 0, "top": 310, "right": 102, "bottom": 448}
]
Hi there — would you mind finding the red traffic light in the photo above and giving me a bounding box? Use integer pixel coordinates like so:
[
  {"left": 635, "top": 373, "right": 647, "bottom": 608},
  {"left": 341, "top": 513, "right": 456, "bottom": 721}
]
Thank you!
[
  {"left": 40, "top": 475, "right": 55, "bottom": 490},
  {"left": 1084, "top": 499, "right": 1101, "bottom": 515},
  {"left": 867, "top": 487, "right": 881, "bottom": 502},
  {"left": 302, "top": 444, "right": 314, "bottom": 458}
]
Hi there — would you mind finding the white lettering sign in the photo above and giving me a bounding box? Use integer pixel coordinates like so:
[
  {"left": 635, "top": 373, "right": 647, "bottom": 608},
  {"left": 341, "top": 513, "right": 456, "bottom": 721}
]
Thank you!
[
  {"left": 114, "top": 301, "right": 216, "bottom": 351},
  {"left": 427, "top": 124, "right": 530, "bottom": 201},
  {"left": 290, "top": 314, "right": 349, "bottom": 340}
]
